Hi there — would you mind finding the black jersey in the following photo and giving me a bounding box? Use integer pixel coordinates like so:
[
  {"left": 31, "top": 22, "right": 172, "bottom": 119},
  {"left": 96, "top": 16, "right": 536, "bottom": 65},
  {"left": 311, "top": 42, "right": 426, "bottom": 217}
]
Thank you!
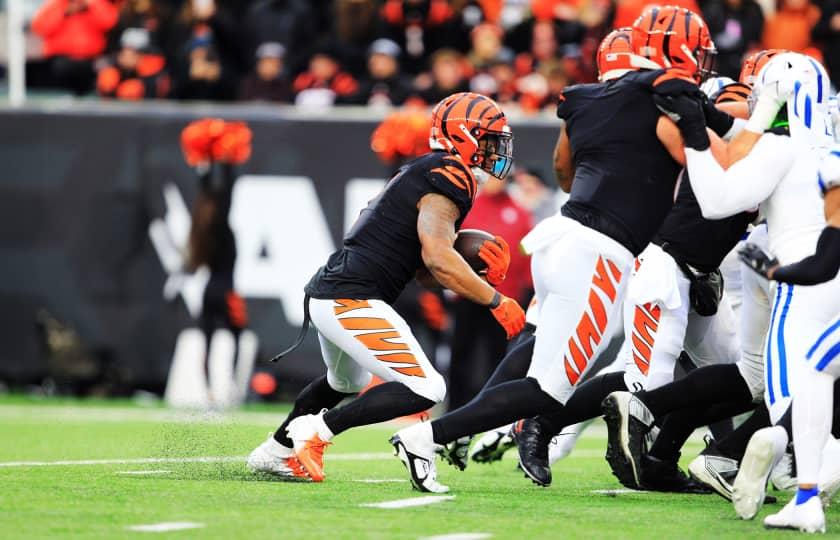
[
  {"left": 305, "top": 151, "right": 476, "bottom": 304},
  {"left": 557, "top": 69, "right": 687, "bottom": 256},
  {"left": 654, "top": 172, "right": 757, "bottom": 274}
]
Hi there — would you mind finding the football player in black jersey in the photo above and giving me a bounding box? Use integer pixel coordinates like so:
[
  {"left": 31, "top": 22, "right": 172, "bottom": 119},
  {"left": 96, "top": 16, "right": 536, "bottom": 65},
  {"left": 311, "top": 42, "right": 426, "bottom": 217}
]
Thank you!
[
  {"left": 247, "top": 93, "right": 526, "bottom": 488},
  {"left": 390, "top": 6, "right": 726, "bottom": 493},
  {"left": 508, "top": 43, "right": 754, "bottom": 493}
]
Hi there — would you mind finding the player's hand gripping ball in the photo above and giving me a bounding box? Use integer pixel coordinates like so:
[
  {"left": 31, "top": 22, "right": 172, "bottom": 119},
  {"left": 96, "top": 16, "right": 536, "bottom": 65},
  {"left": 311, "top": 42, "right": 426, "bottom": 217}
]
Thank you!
[
  {"left": 454, "top": 229, "right": 507, "bottom": 281},
  {"left": 478, "top": 235, "right": 511, "bottom": 286}
]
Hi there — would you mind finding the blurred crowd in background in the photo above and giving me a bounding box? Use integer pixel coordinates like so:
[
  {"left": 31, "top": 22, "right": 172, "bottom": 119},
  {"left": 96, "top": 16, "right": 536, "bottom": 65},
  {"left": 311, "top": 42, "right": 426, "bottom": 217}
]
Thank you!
[{"left": 23, "top": 0, "right": 840, "bottom": 113}]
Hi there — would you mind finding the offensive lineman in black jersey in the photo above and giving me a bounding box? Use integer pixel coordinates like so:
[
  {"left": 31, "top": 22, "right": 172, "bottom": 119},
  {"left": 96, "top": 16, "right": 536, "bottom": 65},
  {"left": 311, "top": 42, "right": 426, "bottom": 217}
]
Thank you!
[
  {"left": 390, "top": 6, "right": 723, "bottom": 493},
  {"left": 511, "top": 80, "right": 757, "bottom": 491},
  {"left": 247, "top": 93, "right": 526, "bottom": 488}
]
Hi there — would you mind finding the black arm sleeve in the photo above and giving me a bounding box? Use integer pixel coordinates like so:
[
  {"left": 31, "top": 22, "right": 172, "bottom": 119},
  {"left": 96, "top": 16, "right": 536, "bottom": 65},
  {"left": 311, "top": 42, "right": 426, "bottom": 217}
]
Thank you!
[{"left": 773, "top": 227, "right": 840, "bottom": 285}]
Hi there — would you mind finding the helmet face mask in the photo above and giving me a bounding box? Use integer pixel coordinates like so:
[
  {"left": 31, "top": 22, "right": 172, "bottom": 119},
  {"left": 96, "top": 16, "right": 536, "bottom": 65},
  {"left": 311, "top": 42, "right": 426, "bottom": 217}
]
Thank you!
[
  {"left": 476, "top": 130, "right": 514, "bottom": 180},
  {"left": 695, "top": 44, "right": 717, "bottom": 82}
]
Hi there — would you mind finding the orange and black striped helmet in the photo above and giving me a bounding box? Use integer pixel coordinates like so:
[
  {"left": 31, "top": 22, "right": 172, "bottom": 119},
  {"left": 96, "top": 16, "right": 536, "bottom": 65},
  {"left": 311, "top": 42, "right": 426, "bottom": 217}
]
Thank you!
[
  {"left": 597, "top": 27, "right": 636, "bottom": 81},
  {"left": 739, "top": 49, "right": 786, "bottom": 86},
  {"left": 430, "top": 92, "right": 514, "bottom": 180},
  {"left": 631, "top": 5, "right": 716, "bottom": 82},
  {"left": 713, "top": 81, "right": 752, "bottom": 104}
]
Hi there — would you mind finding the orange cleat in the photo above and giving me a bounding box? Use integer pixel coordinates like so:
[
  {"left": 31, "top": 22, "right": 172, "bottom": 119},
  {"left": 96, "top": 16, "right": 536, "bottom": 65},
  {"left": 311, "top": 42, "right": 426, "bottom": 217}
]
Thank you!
[
  {"left": 294, "top": 434, "right": 331, "bottom": 482},
  {"left": 286, "top": 412, "right": 334, "bottom": 482}
]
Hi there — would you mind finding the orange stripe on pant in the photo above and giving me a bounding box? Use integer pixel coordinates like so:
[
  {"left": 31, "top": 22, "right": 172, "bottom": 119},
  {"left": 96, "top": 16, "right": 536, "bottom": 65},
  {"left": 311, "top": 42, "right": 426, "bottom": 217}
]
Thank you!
[
  {"left": 339, "top": 317, "right": 393, "bottom": 331},
  {"left": 333, "top": 299, "right": 372, "bottom": 315},
  {"left": 631, "top": 303, "right": 661, "bottom": 375},
  {"left": 564, "top": 256, "right": 622, "bottom": 385}
]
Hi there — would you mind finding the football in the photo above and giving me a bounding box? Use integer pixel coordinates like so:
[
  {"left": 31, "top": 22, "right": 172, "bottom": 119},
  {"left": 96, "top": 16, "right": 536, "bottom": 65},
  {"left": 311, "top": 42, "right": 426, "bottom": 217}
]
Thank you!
[{"left": 454, "top": 228, "right": 497, "bottom": 273}]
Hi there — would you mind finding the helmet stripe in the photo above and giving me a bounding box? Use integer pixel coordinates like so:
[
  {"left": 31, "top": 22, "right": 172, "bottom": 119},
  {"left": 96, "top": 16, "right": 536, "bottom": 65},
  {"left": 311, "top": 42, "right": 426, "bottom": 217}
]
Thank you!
[
  {"left": 440, "top": 93, "right": 470, "bottom": 141},
  {"left": 804, "top": 95, "right": 812, "bottom": 128},
  {"left": 474, "top": 102, "right": 495, "bottom": 123},
  {"left": 807, "top": 58, "right": 824, "bottom": 103},
  {"left": 464, "top": 95, "right": 486, "bottom": 122}
]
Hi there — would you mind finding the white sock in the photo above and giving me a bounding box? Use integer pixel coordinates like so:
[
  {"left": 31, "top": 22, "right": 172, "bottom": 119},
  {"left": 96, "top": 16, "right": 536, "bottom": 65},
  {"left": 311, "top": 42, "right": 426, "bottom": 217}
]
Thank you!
[
  {"left": 818, "top": 437, "right": 840, "bottom": 483},
  {"left": 793, "top": 370, "right": 834, "bottom": 485},
  {"left": 314, "top": 411, "right": 335, "bottom": 441}
]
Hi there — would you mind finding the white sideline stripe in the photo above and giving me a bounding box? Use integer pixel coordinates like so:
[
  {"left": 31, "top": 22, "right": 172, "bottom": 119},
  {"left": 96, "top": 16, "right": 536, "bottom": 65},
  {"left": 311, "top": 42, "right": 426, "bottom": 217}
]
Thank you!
[
  {"left": 591, "top": 488, "right": 646, "bottom": 495},
  {"left": 115, "top": 470, "right": 172, "bottom": 476},
  {"left": 361, "top": 495, "right": 455, "bottom": 509},
  {"left": 0, "top": 452, "right": 394, "bottom": 468},
  {"left": 126, "top": 522, "right": 205, "bottom": 532},
  {"left": 420, "top": 534, "right": 491, "bottom": 540},
  {"left": 354, "top": 478, "right": 407, "bottom": 483}
]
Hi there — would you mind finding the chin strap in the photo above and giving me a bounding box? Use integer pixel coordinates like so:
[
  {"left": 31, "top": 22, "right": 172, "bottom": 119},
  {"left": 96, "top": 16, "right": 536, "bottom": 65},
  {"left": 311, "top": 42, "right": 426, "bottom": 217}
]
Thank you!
[{"left": 270, "top": 295, "right": 311, "bottom": 362}]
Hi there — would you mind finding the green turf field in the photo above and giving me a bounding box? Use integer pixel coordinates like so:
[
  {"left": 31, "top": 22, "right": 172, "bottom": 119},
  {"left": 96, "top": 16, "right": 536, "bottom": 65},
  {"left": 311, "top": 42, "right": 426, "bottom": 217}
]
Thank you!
[{"left": 0, "top": 396, "right": 837, "bottom": 539}]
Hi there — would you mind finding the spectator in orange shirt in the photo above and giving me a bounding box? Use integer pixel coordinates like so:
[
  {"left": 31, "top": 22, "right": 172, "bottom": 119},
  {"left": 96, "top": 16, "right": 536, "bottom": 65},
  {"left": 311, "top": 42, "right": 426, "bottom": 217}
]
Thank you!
[
  {"left": 293, "top": 50, "right": 359, "bottom": 107},
  {"left": 31, "top": 0, "right": 119, "bottom": 94},
  {"left": 763, "top": 0, "right": 820, "bottom": 53},
  {"left": 612, "top": 0, "right": 701, "bottom": 28},
  {"left": 96, "top": 28, "right": 169, "bottom": 100}
]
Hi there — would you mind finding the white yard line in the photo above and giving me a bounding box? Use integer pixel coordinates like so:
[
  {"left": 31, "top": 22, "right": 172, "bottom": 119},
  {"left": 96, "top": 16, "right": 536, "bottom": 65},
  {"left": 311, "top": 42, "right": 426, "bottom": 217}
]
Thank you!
[
  {"left": 126, "top": 522, "right": 205, "bottom": 533},
  {"left": 353, "top": 478, "right": 407, "bottom": 484},
  {"left": 0, "top": 452, "right": 394, "bottom": 468},
  {"left": 115, "top": 470, "right": 172, "bottom": 476},
  {"left": 360, "top": 495, "right": 455, "bottom": 509},
  {"left": 419, "top": 534, "right": 491, "bottom": 540},
  {"left": 591, "top": 488, "right": 646, "bottom": 495}
]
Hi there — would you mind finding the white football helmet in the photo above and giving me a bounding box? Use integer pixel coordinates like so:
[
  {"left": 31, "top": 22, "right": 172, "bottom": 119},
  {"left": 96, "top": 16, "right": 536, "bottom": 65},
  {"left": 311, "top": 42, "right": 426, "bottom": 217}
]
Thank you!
[
  {"left": 753, "top": 52, "right": 833, "bottom": 148},
  {"left": 701, "top": 76, "right": 736, "bottom": 99}
]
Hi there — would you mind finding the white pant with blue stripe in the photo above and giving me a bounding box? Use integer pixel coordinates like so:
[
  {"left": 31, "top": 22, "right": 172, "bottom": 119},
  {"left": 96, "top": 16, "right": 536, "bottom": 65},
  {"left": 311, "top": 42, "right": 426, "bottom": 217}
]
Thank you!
[
  {"left": 807, "top": 314, "right": 840, "bottom": 378},
  {"left": 764, "top": 277, "right": 840, "bottom": 423}
]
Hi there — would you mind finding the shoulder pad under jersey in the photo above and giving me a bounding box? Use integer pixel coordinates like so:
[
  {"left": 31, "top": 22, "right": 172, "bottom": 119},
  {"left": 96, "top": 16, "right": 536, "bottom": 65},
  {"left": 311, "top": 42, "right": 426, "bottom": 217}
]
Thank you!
[
  {"left": 556, "top": 82, "right": 606, "bottom": 119},
  {"left": 651, "top": 68, "right": 701, "bottom": 96},
  {"left": 818, "top": 148, "right": 840, "bottom": 196}
]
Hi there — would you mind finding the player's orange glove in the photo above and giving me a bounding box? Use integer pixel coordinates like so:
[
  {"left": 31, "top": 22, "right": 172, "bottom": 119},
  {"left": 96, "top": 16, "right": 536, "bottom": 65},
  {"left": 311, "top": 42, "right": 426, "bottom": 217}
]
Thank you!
[
  {"left": 489, "top": 292, "right": 526, "bottom": 340},
  {"left": 478, "top": 235, "right": 510, "bottom": 286}
]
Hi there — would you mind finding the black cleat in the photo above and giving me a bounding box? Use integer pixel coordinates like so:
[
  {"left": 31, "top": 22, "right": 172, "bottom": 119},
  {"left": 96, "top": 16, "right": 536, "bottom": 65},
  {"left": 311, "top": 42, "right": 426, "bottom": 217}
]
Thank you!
[
  {"left": 511, "top": 419, "right": 552, "bottom": 487},
  {"left": 437, "top": 436, "right": 471, "bottom": 471},
  {"left": 640, "top": 453, "right": 712, "bottom": 494},
  {"left": 602, "top": 391, "right": 654, "bottom": 489}
]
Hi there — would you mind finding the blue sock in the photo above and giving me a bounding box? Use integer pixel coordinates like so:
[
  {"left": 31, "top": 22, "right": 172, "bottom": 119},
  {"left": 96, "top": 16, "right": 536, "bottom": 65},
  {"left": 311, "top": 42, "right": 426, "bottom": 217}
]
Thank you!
[{"left": 795, "top": 487, "right": 819, "bottom": 505}]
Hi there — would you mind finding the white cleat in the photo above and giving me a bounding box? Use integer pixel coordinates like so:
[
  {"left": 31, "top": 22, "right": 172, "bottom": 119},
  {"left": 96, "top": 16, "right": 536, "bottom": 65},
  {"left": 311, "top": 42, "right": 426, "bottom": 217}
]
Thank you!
[
  {"left": 733, "top": 426, "right": 787, "bottom": 520},
  {"left": 688, "top": 453, "right": 739, "bottom": 501},
  {"left": 246, "top": 434, "right": 309, "bottom": 480},
  {"left": 391, "top": 423, "right": 450, "bottom": 494},
  {"left": 764, "top": 496, "right": 826, "bottom": 534},
  {"left": 548, "top": 421, "right": 590, "bottom": 465},
  {"left": 770, "top": 452, "right": 798, "bottom": 491},
  {"left": 470, "top": 426, "right": 515, "bottom": 464}
]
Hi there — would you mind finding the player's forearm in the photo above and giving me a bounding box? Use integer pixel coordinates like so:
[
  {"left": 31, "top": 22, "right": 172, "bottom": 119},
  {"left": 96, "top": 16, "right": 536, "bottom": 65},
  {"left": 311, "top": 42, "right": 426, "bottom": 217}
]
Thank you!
[
  {"left": 423, "top": 247, "right": 497, "bottom": 305},
  {"left": 685, "top": 148, "right": 757, "bottom": 219},
  {"left": 772, "top": 227, "right": 840, "bottom": 285}
]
